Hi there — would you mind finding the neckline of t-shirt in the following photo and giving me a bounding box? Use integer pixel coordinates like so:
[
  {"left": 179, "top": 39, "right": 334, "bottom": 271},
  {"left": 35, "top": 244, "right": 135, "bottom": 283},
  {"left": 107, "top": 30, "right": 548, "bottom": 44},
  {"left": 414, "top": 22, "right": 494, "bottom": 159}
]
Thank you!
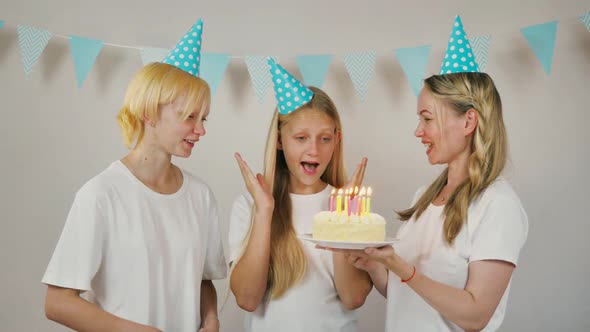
[
  {"left": 113, "top": 160, "right": 188, "bottom": 199},
  {"left": 289, "top": 184, "right": 332, "bottom": 200},
  {"left": 428, "top": 202, "right": 446, "bottom": 210}
]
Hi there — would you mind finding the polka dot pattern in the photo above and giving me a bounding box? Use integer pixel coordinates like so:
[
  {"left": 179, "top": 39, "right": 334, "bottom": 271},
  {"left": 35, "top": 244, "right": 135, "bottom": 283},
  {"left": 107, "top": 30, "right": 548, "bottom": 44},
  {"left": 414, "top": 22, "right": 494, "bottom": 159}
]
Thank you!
[
  {"left": 163, "top": 19, "right": 203, "bottom": 77},
  {"left": 268, "top": 58, "right": 314, "bottom": 114},
  {"left": 439, "top": 16, "right": 480, "bottom": 75}
]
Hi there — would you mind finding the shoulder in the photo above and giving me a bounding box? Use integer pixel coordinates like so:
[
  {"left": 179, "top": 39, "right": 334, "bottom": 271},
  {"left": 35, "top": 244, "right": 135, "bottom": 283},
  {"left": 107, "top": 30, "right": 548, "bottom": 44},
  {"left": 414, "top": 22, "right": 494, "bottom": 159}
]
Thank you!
[
  {"left": 75, "top": 162, "right": 126, "bottom": 202},
  {"left": 181, "top": 168, "right": 212, "bottom": 191},
  {"left": 411, "top": 185, "right": 429, "bottom": 205},
  {"left": 181, "top": 168, "right": 216, "bottom": 199},
  {"left": 474, "top": 178, "right": 523, "bottom": 210}
]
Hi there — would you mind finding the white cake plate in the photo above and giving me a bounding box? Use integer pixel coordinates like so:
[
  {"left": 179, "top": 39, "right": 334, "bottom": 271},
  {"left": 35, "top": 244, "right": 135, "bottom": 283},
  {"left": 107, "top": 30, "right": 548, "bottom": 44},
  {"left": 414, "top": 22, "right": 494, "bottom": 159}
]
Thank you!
[{"left": 299, "top": 233, "right": 399, "bottom": 250}]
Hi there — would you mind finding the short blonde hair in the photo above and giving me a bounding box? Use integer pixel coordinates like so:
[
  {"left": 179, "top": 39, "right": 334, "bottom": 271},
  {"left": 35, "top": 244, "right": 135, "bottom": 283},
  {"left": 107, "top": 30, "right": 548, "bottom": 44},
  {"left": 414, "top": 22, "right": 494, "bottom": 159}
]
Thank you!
[{"left": 117, "top": 62, "right": 211, "bottom": 147}]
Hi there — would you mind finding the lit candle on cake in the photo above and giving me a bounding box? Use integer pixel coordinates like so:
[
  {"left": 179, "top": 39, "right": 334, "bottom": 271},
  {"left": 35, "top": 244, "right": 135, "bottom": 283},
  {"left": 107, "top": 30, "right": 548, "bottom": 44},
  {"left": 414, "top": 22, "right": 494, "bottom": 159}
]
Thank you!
[
  {"left": 366, "top": 187, "right": 372, "bottom": 215},
  {"left": 336, "top": 188, "right": 343, "bottom": 214},
  {"left": 353, "top": 186, "right": 359, "bottom": 216},
  {"left": 329, "top": 188, "right": 335, "bottom": 212},
  {"left": 359, "top": 187, "right": 366, "bottom": 216},
  {"left": 344, "top": 188, "right": 349, "bottom": 216}
]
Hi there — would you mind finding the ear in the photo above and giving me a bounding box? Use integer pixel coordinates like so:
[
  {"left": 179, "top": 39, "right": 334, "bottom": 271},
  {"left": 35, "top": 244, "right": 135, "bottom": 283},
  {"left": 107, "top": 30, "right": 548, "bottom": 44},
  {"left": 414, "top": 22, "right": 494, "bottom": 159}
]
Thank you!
[
  {"left": 143, "top": 115, "right": 155, "bottom": 128},
  {"left": 464, "top": 109, "right": 478, "bottom": 136}
]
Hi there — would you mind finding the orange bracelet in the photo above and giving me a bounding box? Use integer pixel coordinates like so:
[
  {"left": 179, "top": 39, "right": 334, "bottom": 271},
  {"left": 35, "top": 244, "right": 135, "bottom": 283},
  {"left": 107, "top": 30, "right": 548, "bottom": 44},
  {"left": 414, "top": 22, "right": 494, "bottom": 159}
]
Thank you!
[{"left": 401, "top": 266, "right": 416, "bottom": 283}]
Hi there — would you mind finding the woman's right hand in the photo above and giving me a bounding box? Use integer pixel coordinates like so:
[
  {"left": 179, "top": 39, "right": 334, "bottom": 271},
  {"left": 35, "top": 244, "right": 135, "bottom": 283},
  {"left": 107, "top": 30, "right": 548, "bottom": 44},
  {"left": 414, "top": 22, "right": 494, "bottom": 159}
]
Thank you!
[
  {"left": 347, "top": 252, "right": 386, "bottom": 274},
  {"left": 234, "top": 152, "right": 274, "bottom": 212}
]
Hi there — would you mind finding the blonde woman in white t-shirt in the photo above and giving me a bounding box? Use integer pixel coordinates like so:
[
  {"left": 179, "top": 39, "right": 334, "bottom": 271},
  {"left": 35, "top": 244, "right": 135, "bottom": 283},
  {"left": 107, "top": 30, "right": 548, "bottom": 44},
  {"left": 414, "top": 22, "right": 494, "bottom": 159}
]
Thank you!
[
  {"left": 42, "top": 20, "right": 227, "bottom": 332},
  {"left": 229, "top": 60, "right": 372, "bottom": 332},
  {"left": 330, "top": 71, "right": 529, "bottom": 332}
]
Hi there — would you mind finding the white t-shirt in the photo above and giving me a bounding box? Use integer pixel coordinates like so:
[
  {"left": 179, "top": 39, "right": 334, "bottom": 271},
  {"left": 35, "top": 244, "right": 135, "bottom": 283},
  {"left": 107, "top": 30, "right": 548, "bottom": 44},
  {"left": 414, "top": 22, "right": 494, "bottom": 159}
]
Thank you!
[
  {"left": 386, "top": 179, "right": 528, "bottom": 332},
  {"left": 228, "top": 185, "right": 357, "bottom": 332},
  {"left": 42, "top": 160, "right": 227, "bottom": 332}
]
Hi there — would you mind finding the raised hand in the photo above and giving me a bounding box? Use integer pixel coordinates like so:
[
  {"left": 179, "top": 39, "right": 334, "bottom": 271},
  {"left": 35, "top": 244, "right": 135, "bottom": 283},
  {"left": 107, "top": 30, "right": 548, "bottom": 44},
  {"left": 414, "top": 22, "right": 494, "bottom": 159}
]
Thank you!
[
  {"left": 234, "top": 152, "right": 274, "bottom": 212},
  {"left": 344, "top": 157, "right": 368, "bottom": 192}
]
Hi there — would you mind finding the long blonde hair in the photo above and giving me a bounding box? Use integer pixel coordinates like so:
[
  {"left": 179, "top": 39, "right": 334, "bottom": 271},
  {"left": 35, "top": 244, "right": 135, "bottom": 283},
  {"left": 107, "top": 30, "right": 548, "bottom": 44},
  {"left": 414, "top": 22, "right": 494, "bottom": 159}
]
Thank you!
[
  {"left": 116, "top": 62, "right": 211, "bottom": 147},
  {"left": 398, "top": 72, "right": 507, "bottom": 245},
  {"left": 233, "top": 87, "right": 347, "bottom": 299}
]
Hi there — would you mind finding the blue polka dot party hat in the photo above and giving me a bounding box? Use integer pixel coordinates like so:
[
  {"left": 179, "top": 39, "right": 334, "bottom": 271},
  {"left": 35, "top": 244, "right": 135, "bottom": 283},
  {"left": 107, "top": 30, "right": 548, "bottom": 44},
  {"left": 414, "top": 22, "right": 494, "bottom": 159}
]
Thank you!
[
  {"left": 162, "top": 19, "right": 203, "bottom": 77},
  {"left": 268, "top": 58, "right": 314, "bottom": 114},
  {"left": 439, "top": 16, "right": 480, "bottom": 74}
]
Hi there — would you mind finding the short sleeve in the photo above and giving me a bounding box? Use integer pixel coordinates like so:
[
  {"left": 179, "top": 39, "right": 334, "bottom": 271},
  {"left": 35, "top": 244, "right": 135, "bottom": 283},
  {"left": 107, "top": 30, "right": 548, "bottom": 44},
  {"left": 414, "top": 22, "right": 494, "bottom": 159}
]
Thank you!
[
  {"left": 202, "top": 191, "right": 228, "bottom": 280},
  {"left": 469, "top": 191, "right": 529, "bottom": 266},
  {"left": 42, "top": 186, "right": 106, "bottom": 291},
  {"left": 228, "top": 194, "right": 254, "bottom": 264}
]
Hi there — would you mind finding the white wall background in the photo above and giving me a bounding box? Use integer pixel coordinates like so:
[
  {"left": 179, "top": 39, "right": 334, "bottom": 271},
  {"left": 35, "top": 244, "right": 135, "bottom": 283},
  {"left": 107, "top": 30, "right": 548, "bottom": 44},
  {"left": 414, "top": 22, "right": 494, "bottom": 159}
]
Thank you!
[{"left": 1, "top": 0, "right": 589, "bottom": 331}]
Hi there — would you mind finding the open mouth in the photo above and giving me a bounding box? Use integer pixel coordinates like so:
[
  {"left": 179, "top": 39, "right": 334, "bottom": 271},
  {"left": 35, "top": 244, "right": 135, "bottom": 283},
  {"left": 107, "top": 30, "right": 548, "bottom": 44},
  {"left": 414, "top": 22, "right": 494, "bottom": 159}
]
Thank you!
[
  {"left": 424, "top": 142, "right": 433, "bottom": 154},
  {"left": 301, "top": 162, "right": 320, "bottom": 175},
  {"left": 184, "top": 139, "right": 197, "bottom": 147}
]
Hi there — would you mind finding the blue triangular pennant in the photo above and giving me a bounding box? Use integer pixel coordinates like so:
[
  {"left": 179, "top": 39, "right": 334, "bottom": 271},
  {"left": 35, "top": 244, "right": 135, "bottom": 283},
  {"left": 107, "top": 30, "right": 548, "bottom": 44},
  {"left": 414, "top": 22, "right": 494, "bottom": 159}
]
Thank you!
[
  {"left": 394, "top": 45, "right": 431, "bottom": 96},
  {"left": 521, "top": 21, "right": 558, "bottom": 75},
  {"left": 296, "top": 54, "right": 332, "bottom": 88},
  {"left": 201, "top": 53, "right": 230, "bottom": 95},
  {"left": 17, "top": 25, "right": 53, "bottom": 75},
  {"left": 580, "top": 11, "right": 590, "bottom": 32},
  {"left": 245, "top": 55, "right": 279, "bottom": 104},
  {"left": 469, "top": 35, "right": 492, "bottom": 72},
  {"left": 139, "top": 47, "right": 170, "bottom": 65},
  {"left": 69, "top": 36, "right": 104, "bottom": 87},
  {"left": 343, "top": 51, "right": 376, "bottom": 102}
]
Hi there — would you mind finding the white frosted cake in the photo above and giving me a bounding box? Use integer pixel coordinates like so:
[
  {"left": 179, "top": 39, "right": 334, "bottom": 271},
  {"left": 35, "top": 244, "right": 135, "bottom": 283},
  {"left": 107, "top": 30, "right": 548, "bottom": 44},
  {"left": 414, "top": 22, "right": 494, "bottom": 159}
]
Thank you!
[{"left": 312, "top": 211, "right": 386, "bottom": 242}]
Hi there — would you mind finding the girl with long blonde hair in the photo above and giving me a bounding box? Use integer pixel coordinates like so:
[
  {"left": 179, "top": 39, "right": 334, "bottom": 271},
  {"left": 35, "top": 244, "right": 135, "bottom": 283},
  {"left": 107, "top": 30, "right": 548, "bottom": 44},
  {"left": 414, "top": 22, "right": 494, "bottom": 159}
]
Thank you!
[{"left": 229, "top": 60, "right": 372, "bottom": 332}]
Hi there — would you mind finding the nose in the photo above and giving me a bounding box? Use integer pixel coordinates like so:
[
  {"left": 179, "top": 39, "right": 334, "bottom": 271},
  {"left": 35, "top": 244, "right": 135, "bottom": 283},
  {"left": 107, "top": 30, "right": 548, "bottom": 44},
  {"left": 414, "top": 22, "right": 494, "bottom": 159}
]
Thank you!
[
  {"left": 414, "top": 122, "right": 423, "bottom": 138},
  {"left": 307, "top": 139, "right": 319, "bottom": 156},
  {"left": 194, "top": 120, "right": 206, "bottom": 137}
]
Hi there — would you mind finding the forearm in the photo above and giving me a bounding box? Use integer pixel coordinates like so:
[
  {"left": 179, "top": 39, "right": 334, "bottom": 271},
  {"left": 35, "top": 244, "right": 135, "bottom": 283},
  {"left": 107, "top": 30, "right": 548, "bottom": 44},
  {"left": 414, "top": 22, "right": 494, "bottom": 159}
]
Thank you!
[
  {"left": 367, "top": 265, "right": 389, "bottom": 297},
  {"left": 45, "top": 286, "right": 159, "bottom": 332},
  {"left": 387, "top": 258, "right": 489, "bottom": 331},
  {"left": 200, "top": 280, "right": 219, "bottom": 330},
  {"left": 230, "top": 211, "right": 272, "bottom": 311},
  {"left": 333, "top": 253, "right": 372, "bottom": 310}
]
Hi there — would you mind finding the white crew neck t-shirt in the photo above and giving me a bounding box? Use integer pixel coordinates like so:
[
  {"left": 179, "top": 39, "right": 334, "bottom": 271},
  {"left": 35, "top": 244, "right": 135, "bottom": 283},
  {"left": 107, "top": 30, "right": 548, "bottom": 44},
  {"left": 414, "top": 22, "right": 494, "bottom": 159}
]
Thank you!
[
  {"left": 43, "top": 160, "right": 227, "bottom": 332},
  {"left": 386, "top": 179, "right": 528, "bottom": 332},
  {"left": 229, "top": 185, "right": 358, "bottom": 332}
]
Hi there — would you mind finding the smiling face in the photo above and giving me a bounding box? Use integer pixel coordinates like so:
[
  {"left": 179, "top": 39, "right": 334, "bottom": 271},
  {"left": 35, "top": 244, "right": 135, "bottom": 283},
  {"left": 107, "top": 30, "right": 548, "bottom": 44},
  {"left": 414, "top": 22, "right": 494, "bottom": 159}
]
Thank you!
[
  {"left": 150, "top": 94, "right": 209, "bottom": 158},
  {"left": 278, "top": 107, "right": 338, "bottom": 194},
  {"left": 415, "top": 87, "right": 471, "bottom": 165}
]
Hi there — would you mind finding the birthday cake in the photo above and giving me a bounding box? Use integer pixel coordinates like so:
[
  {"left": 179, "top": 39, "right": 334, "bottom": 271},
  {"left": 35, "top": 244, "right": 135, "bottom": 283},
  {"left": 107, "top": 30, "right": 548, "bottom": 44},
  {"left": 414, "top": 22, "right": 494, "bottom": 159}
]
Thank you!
[{"left": 313, "top": 187, "right": 386, "bottom": 242}]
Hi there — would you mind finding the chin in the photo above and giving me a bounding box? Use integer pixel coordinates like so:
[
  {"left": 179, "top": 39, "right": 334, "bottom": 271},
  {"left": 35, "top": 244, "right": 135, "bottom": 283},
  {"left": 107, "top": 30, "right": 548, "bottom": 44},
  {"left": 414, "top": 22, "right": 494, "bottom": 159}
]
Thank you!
[{"left": 175, "top": 151, "right": 192, "bottom": 158}]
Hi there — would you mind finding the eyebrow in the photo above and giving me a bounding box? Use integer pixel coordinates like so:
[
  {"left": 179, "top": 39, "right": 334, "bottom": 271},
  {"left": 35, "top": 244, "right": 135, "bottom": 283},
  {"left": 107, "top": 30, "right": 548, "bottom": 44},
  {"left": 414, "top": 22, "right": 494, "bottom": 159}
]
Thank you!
[
  {"left": 291, "top": 127, "right": 335, "bottom": 134},
  {"left": 418, "top": 109, "right": 432, "bottom": 116}
]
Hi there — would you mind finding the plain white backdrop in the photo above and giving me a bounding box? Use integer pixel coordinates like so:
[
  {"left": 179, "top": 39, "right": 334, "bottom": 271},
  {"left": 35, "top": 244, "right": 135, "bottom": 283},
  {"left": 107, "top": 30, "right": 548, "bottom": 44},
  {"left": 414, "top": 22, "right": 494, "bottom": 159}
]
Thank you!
[{"left": 1, "top": 0, "right": 589, "bottom": 331}]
